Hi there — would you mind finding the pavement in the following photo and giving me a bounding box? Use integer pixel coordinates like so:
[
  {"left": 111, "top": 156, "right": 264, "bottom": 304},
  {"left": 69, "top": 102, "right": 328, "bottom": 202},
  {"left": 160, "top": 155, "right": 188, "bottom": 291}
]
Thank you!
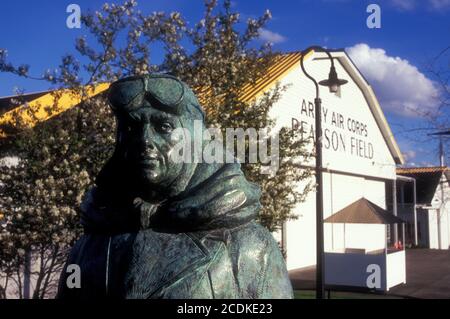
[{"left": 289, "top": 248, "right": 450, "bottom": 299}]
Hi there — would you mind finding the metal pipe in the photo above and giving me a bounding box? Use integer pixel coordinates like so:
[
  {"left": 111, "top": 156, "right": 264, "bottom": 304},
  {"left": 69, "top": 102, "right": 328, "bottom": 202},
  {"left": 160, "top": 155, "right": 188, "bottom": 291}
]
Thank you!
[
  {"left": 300, "top": 47, "right": 324, "bottom": 299},
  {"left": 393, "top": 180, "right": 398, "bottom": 243},
  {"left": 413, "top": 178, "right": 418, "bottom": 246},
  {"left": 314, "top": 96, "right": 324, "bottom": 299},
  {"left": 300, "top": 46, "right": 346, "bottom": 300},
  {"left": 403, "top": 223, "right": 406, "bottom": 250}
]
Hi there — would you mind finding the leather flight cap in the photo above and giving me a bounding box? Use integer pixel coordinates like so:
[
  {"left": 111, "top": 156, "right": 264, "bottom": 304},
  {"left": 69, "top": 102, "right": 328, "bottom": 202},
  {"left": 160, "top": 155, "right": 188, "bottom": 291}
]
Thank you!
[{"left": 108, "top": 74, "right": 185, "bottom": 115}]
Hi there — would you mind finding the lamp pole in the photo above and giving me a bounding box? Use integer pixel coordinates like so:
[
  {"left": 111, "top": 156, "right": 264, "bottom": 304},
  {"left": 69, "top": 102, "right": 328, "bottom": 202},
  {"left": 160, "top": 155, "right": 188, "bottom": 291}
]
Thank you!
[{"left": 300, "top": 46, "right": 347, "bottom": 299}]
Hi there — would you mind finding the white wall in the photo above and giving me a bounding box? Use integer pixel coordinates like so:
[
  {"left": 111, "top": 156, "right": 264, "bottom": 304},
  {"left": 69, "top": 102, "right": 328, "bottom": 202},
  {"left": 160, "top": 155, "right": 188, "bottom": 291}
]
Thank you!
[
  {"left": 438, "top": 174, "right": 450, "bottom": 249},
  {"left": 386, "top": 250, "right": 406, "bottom": 290},
  {"left": 325, "top": 223, "right": 386, "bottom": 253},
  {"left": 343, "top": 224, "right": 386, "bottom": 252},
  {"left": 428, "top": 173, "right": 450, "bottom": 249},
  {"left": 284, "top": 178, "right": 317, "bottom": 269},
  {"left": 447, "top": 201, "right": 450, "bottom": 249}
]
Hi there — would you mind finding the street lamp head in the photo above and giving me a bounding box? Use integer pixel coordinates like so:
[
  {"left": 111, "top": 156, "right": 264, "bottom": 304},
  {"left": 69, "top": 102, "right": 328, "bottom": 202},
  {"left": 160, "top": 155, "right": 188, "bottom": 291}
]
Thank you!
[{"left": 319, "top": 65, "right": 348, "bottom": 93}]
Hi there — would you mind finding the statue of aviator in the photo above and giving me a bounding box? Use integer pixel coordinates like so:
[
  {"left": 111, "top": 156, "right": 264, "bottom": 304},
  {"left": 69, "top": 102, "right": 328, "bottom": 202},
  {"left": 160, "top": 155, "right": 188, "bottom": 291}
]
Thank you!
[{"left": 57, "top": 74, "right": 293, "bottom": 299}]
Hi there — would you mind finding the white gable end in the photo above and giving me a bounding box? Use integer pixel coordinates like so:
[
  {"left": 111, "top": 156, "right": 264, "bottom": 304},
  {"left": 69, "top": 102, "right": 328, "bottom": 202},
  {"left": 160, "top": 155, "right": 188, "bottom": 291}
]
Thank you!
[{"left": 267, "top": 51, "right": 398, "bottom": 180}]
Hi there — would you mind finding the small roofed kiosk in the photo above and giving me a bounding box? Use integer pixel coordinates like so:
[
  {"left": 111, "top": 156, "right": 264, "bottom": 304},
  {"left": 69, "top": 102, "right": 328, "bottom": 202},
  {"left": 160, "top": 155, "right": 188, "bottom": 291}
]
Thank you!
[{"left": 324, "top": 198, "right": 406, "bottom": 292}]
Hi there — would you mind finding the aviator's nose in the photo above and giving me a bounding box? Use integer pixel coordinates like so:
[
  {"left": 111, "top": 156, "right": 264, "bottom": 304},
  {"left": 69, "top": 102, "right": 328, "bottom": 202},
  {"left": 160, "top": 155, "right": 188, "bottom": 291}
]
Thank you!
[{"left": 140, "top": 123, "right": 157, "bottom": 151}]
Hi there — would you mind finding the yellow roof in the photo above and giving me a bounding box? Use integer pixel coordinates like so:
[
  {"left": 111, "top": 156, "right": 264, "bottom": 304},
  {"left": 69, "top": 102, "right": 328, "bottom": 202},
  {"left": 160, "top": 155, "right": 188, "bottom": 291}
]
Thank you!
[
  {"left": 0, "top": 53, "right": 307, "bottom": 136},
  {"left": 0, "top": 83, "right": 110, "bottom": 137},
  {"left": 239, "top": 51, "right": 305, "bottom": 103}
]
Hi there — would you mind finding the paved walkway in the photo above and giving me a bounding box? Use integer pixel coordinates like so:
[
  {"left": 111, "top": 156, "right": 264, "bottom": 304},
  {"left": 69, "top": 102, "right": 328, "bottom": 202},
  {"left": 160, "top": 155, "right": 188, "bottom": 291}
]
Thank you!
[{"left": 289, "top": 249, "right": 450, "bottom": 299}]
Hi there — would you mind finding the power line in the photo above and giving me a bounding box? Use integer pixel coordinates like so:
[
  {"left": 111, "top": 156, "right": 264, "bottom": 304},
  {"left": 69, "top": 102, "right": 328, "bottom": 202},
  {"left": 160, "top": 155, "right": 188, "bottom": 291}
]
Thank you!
[{"left": 428, "top": 130, "right": 450, "bottom": 136}]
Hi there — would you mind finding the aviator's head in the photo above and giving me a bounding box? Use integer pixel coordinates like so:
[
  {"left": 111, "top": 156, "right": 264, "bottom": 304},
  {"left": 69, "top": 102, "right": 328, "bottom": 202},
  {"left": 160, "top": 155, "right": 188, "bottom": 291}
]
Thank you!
[{"left": 106, "top": 74, "right": 205, "bottom": 196}]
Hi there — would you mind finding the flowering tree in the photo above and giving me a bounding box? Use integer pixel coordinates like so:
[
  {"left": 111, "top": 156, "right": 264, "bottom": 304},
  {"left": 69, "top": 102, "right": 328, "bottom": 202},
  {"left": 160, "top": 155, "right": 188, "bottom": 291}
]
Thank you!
[
  {"left": 0, "top": 95, "right": 114, "bottom": 298},
  {"left": 161, "top": 0, "right": 313, "bottom": 230},
  {"left": 0, "top": 0, "right": 312, "bottom": 298}
]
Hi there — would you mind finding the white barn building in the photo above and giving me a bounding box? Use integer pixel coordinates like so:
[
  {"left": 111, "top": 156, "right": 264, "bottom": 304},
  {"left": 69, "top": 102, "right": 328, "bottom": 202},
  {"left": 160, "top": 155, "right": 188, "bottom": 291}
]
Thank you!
[{"left": 251, "top": 50, "right": 405, "bottom": 271}]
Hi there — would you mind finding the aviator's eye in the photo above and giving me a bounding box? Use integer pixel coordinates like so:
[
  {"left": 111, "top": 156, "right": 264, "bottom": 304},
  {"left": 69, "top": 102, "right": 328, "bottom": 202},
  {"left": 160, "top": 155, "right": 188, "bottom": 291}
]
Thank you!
[{"left": 159, "top": 122, "right": 173, "bottom": 133}]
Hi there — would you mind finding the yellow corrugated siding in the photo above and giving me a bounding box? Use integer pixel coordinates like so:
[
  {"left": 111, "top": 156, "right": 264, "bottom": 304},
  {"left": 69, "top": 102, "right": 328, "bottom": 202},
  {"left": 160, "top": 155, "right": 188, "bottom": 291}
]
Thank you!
[
  {"left": 239, "top": 52, "right": 303, "bottom": 103},
  {"left": 196, "top": 51, "right": 310, "bottom": 119},
  {"left": 0, "top": 83, "right": 110, "bottom": 137}
]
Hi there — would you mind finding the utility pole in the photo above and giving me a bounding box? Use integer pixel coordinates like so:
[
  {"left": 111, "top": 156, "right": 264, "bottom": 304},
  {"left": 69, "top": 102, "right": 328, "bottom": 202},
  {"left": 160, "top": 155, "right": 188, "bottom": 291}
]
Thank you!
[{"left": 439, "top": 136, "right": 444, "bottom": 167}]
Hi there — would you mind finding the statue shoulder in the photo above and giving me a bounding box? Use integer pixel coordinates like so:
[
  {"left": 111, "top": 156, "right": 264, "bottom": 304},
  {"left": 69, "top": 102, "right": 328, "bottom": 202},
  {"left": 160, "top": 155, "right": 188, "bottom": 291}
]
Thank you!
[
  {"left": 226, "top": 221, "right": 293, "bottom": 298},
  {"left": 228, "top": 221, "right": 280, "bottom": 255}
]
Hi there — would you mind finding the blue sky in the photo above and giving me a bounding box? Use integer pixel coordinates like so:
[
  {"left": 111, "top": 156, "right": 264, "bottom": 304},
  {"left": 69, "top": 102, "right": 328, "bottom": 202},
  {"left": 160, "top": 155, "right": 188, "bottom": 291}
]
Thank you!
[{"left": 0, "top": 0, "right": 449, "bottom": 166}]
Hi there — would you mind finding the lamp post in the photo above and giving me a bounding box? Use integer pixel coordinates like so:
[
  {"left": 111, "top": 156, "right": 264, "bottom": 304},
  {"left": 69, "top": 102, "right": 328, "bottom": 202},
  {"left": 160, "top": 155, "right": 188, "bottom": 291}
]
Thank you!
[{"left": 300, "top": 46, "right": 348, "bottom": 299}]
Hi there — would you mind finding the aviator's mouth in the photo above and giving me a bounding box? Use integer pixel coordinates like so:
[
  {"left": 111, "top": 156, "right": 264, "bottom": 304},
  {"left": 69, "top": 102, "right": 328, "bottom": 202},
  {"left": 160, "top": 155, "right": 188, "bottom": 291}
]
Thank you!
[{"left": 138, "top": 152, "right": 161, "bottom": 167}]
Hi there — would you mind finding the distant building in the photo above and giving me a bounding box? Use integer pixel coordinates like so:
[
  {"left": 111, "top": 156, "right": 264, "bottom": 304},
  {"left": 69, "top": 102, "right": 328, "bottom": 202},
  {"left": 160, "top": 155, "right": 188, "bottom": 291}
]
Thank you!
[{"left": 396, "top": 167, "right": 450, "bottom": 250}]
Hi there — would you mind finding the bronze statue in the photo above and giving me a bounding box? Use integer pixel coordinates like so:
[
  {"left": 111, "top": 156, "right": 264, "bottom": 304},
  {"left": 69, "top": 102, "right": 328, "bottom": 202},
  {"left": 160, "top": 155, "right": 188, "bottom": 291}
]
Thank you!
[{"left": 57, "top": 74, "right": 293, "bottom": 299}]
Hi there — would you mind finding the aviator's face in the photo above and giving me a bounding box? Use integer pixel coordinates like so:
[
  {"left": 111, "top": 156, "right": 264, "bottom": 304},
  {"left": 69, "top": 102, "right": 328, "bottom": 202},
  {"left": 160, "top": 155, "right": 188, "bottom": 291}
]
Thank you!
[{"left": 124, "top": 107, "right": 186, "bottom": 187}]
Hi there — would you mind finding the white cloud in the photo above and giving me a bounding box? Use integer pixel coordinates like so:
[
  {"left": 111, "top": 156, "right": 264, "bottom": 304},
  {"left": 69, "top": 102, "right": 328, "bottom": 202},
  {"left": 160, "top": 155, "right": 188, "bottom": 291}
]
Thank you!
[
  {"left": 391, "top": 0, "right": 450, "bottom": 11},
  {"left": 402, "top": 150, "right": 417, "bottom": 162},
  {"left": 421, "top": 162, "right": 435, "bottom": 167},
  {"left": 258, "top": 28, "right": 287, "bottom": 44},
  {"left": 347, "top": 43, "right": 439, "bottom": 117},
  {"left": 392, "top": 0, "right": 416, "bottom": 11},
  {"left": 429, "top": 0, "right": 450, "bottom": 9}
]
